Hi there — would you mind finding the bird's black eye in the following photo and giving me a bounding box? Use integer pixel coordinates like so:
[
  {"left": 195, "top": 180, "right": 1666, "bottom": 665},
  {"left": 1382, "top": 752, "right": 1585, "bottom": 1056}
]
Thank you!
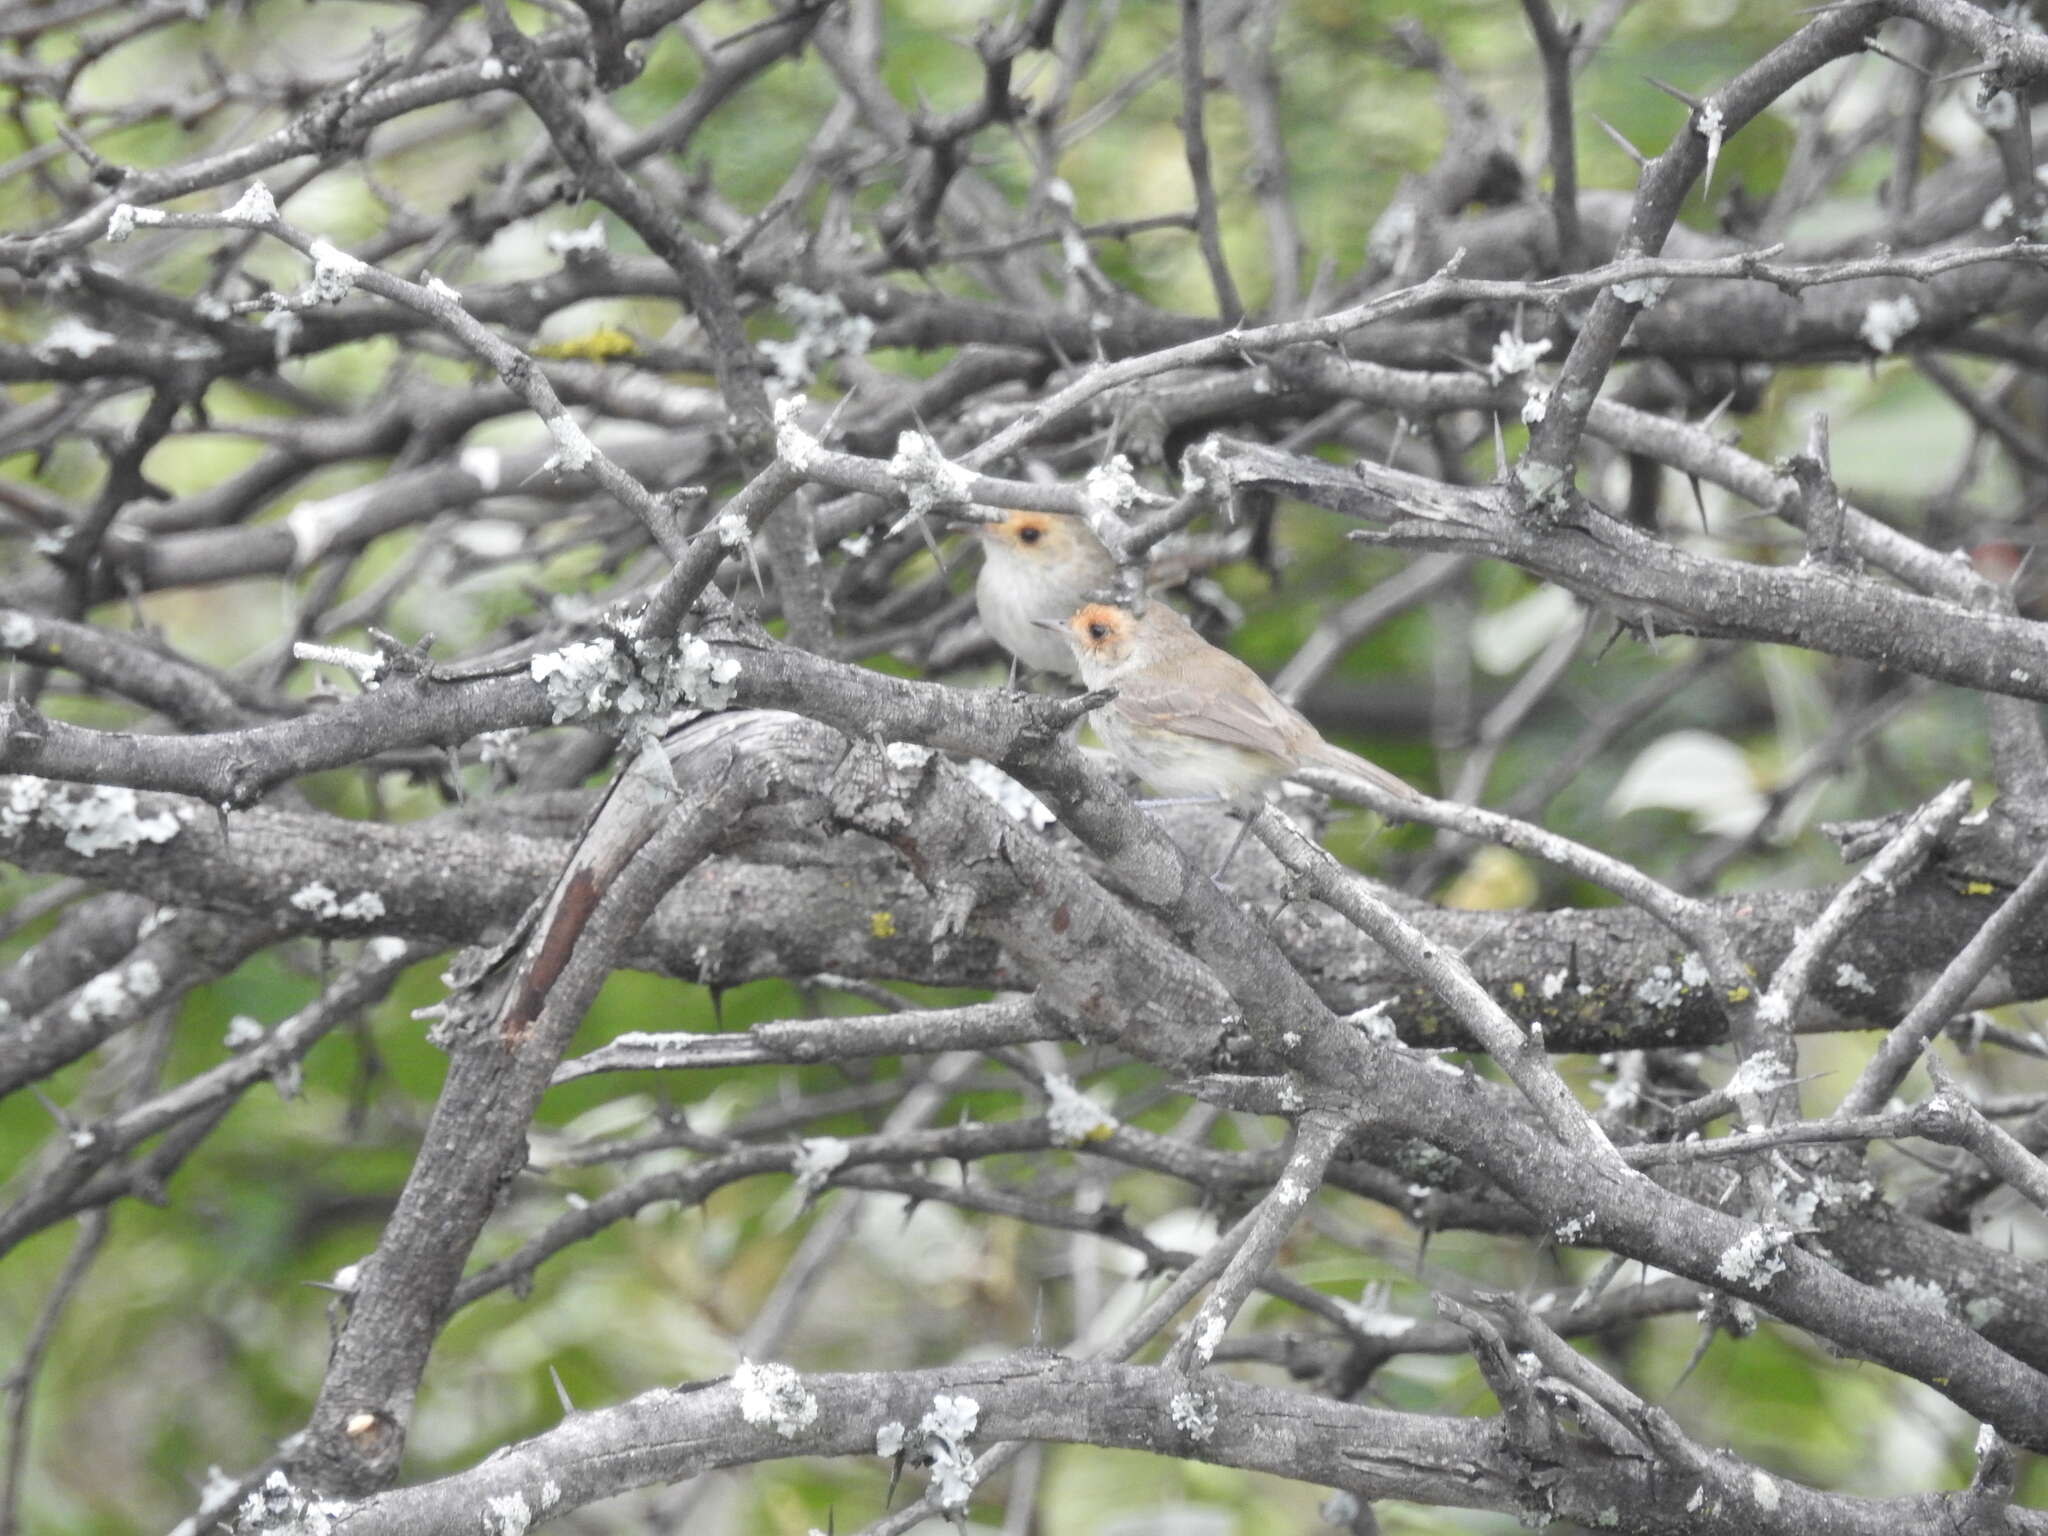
[
  {"left": 1018, "top": 526, "right": 1041, "bottom": 544},
  {"left": 1087, "top": 622, "right": 1108, "bottom": 640}
]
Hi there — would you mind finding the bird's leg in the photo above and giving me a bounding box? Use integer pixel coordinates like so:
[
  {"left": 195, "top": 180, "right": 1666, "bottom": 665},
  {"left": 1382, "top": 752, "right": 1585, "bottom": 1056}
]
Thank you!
[
  {"left": 1005, "top": 654, "right": 1020, "bottom": 693},
  {"left": 1211, "top": 804, "right": 1261, "bottom": 884}
]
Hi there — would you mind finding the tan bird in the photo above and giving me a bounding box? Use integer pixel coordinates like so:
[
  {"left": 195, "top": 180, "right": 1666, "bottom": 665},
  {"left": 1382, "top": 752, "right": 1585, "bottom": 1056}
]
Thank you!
[
  {"left": 972, "top": 511, "right": 1117, "bottom": 681},
  {"left": 1037, "top": 597, "right": 1421, "bottom": 874}
]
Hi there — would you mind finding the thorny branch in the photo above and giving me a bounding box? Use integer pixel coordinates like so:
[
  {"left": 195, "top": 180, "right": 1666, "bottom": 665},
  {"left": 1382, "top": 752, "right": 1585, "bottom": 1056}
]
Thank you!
[{"left": 6, "top": 1, "right": 2048, "bottom": 1532}]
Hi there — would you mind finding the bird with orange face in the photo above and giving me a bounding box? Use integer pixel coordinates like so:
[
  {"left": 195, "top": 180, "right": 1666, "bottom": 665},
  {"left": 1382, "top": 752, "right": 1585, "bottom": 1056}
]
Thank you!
[
  {"left": 970, "top": 510, "right": 1117, "bottom": 680},
  {"left": 1036, "top": 595, "right": 1421, "bottom": 874}
]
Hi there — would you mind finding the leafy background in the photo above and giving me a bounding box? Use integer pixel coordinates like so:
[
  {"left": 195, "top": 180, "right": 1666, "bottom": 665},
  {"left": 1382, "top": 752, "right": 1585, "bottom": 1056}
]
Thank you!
[{"left": 3, "top": 0, "right": 2044, "bottom": 1530}]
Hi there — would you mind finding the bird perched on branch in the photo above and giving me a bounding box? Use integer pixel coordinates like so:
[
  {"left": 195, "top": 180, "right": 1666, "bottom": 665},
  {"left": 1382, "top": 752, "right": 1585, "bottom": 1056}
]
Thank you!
[
  {"left": 1037, "top": 596, "right": 1421, "bottom": 875},
  {"left": 970, "top": 510, "right": 1118, "bottom": 681}
]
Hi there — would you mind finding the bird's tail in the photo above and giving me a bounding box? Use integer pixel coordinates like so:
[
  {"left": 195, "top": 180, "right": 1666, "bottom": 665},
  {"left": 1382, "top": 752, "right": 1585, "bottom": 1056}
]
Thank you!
[{"left": 1298, "top": 738, "right": 1424, "bottom": 806}]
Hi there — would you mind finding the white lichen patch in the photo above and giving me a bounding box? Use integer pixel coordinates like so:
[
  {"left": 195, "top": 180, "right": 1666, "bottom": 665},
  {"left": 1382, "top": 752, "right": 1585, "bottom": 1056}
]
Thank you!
[
  {"left": 1045, "top": 1074, "right": 1117, "bottom": 1145},
  {"left": 224, "top": 181, "right": 277, "bottom": 225},
  {"left": 1339, "top": 1296, "right": 1415, "bottom": 1339},
  {"left": 529, "top": 623, "right": 739, "bottom": 733},
  {"left": 1634, "top": 965, "right": 1684, "bottom": 1010},
  {"left": 918, "top": 1394, "right": 980, "bottom": 1510},
  {"left": 282, "top": 485, "right": 377, "bottom": 568},
  {"left": 1344, "top": 999, "right": 1399, "bottom": 1040},
  {"left": 1084, "top": 454, "right": 1159, "bottom": 515},
  {"left": 289, "top": 882, "right": 338, "bottom": 917},
  {"left": 224, "top": 1015, "right": 266, "bottom": 1049},
  {"left": 714, "top": 507, "right": 751, "bottom": 549},
  {"left": 1185, "top": 1304, "right": 1227, "bottom": 1365},
  {"left": 484, "top": 1491, "right": 533, "bottom": 1535},
  {"left": 883, "top": 741, "right": 933, "bottom": 773},
  {"left": 236, "top": 1470, "right": 350, "bottom": 1536},
  {"left": 791, "top": 1136, "right": 850, "bottom": 1198},
  {"left": 1965, "top": 1295, "right": 2007, "bottom": 1330},
  {"left": 958, "top": 758, "right": 1057, "bottom": 830},
  {"left": 1881, "top": 1274, "right": 1951, "bottom": 1314},
  {"left": 1715, "top": 1225, "right": 1790, "bottom": 1289},
  {"left": 875, "top": 1421, "right": 905, "bottom": 1458},
  {"left": 1515, "top": 456, "right": 1573, "bottom": 515},
  {"left": 1750, "top": 1470, "right": 1779, "bottom": 1512},
  {"left": 38, "top": 317, "right": 117, "bottom": 358},
  {"left": 0, "top": 612, "right": 37, "bottom": 649},
  {"left": 1169, "top": 1387, "right": 1218, "bottom": 1442},
  {"left": 733, "top": 1359, "right": 818, "bottom": 1439},
  {"left": 759, "top": 285, "right": 875, "bottom": 392},
  {"left": 546, "top": 218, "right": 607, "bottom": 257},
  {"left": 70, "top": 959, "right": 163, "bottom": 1024},
  {"left": 540, "top": 413, "right": 597, "bottom": 474},
  {"left": 1833, "top": 962, "right": 1873, "bottom": 994},
  {"left": 1612, "top": 274, "right": 1670, "bottom": 307},
  {"left": 105, "top": 203, "right": 166, "bottom": 242},
  {"left": 888, "top": 430, "right": 977, "bottom": 519},
  {"left": 1, "top": 779, "right": 185, "bottom": 858},
  {"left": 1489, "top": 331, "right": 1551, "bottom": 382},
  {"left": 306, "top": 239, "right": 367, "bottom": 304},
  {"left": 262, "top": 306, "right": 302, "bottom": 362},
  {"left": 773, "top": 395, "right": 824, "bottom": 472},
  {"left": 1859, "top": 295, "right": 1921, "bottom": 355},
  {"left": 1727, "top": 1048, "right": 1786, "bottom": 1097},
  {"left": 530, "top": 638, "right": 624, "bottom": 721}
]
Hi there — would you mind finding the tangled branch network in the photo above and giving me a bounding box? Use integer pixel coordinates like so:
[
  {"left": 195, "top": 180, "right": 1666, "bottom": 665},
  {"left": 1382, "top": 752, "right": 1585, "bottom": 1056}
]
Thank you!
[{"left": 6, "top": 1, "right": 2048, "bottom": 1532}]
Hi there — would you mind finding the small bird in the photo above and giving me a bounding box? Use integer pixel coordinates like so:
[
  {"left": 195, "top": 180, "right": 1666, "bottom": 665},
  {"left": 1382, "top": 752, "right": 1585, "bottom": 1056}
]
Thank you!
[
  {"left": 971, "top": 511, "right": 1117, "bottom": 681},
  {"left": 1037, "top": 597, "right": 1421, "bottom": 874}
]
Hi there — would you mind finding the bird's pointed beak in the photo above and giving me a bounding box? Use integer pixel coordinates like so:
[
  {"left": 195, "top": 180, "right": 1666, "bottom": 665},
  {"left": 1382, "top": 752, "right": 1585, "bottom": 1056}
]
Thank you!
[{"left": 1030, "top": 617, "right": 1067, "bottom": 634}]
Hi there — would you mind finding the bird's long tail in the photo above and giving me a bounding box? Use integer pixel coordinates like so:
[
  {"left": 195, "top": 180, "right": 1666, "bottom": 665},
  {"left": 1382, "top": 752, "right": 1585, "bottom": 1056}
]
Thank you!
[{"left": 1298, "top": 738, "right": 1424, "bottom": 805}]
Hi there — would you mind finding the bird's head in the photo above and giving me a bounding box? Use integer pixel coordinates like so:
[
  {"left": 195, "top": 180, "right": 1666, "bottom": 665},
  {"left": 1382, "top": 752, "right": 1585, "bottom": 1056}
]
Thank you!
[
  {"left": 1034, "top": 599, "right": 1143, "bottom": 670},
  {"left": 977, "top": 511, "right": 1110, "bottom": 578}
]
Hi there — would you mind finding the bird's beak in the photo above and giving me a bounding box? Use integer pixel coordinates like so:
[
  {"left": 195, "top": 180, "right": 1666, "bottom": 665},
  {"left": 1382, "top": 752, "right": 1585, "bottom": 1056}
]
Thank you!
[{"left": 1030, "top": 617, "right": 1067, "bottom": 633}]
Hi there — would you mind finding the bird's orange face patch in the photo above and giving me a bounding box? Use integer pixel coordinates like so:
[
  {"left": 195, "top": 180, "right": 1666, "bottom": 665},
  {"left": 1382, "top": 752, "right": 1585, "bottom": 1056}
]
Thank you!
[
  {"left": 986, "top": 511, "right": 1067, "bottom": 555},
  {"left": 1065, "top": 602, "right": 1139, "bottom": 664}
]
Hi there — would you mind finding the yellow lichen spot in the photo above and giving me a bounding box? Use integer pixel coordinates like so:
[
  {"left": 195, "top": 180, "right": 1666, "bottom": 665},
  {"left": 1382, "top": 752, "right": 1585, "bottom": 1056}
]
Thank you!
[
  {"left": 1964, "top": 881, "right": 1995, "bottom": 896},
  {"left": 533, "top": 325, "right": 638, "bottom": 361},
  {"left": 1438, "top": 846, "right": 1537, "bottom": 911},
  {"left": 1509, "top": 981, "right": 1527, "bottom": 1000},
  {"left": 869, "top": 910, "right": 896, "bottom": 939},
  {"left": 1726, "top": 985, "right": 1751, "bottom": 1003}
]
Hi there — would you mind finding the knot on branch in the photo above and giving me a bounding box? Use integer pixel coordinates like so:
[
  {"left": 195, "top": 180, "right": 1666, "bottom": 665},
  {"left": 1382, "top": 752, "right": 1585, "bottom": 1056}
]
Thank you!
[{"left": 827, "top": 737, "right": 937, "bottom": 839}]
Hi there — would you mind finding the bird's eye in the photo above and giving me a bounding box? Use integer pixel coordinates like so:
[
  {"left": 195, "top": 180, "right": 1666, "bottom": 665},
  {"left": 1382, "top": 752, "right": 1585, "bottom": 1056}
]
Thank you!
[
  {"left": 1018, "top": 526, "right": 1041, "bottom": 544},
  {"left": 1087, "top": 622, "right": 1108, "bottom": 640}
]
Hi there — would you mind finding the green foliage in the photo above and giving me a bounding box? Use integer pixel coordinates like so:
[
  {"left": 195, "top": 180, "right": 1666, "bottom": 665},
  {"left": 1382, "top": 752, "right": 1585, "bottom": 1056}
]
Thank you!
[{"left": 2, "top": 1, "right": 2033, "bottom": 1531}]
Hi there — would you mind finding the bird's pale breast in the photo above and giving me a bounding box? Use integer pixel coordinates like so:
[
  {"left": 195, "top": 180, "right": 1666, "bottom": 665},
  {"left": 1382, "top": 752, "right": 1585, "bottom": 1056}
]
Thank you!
[{"left": 1095, "top": 710, "right": 1288, "bottom": 802}]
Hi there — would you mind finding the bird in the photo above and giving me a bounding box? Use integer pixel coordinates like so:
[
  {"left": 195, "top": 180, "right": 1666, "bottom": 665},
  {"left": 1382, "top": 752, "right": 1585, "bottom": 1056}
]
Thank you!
[
  {"left": 1035, "top": 596, "right": 1422, "bottom": 876},
  {"left": 970, "top": 510, "right": 1117, "bottom": 681}
]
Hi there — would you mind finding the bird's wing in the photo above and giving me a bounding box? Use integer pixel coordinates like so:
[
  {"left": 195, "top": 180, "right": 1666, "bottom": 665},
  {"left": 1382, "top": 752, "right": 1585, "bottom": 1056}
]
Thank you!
[{"left": 1111, "top": 661, "right": 1309, "bottom": 761}]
